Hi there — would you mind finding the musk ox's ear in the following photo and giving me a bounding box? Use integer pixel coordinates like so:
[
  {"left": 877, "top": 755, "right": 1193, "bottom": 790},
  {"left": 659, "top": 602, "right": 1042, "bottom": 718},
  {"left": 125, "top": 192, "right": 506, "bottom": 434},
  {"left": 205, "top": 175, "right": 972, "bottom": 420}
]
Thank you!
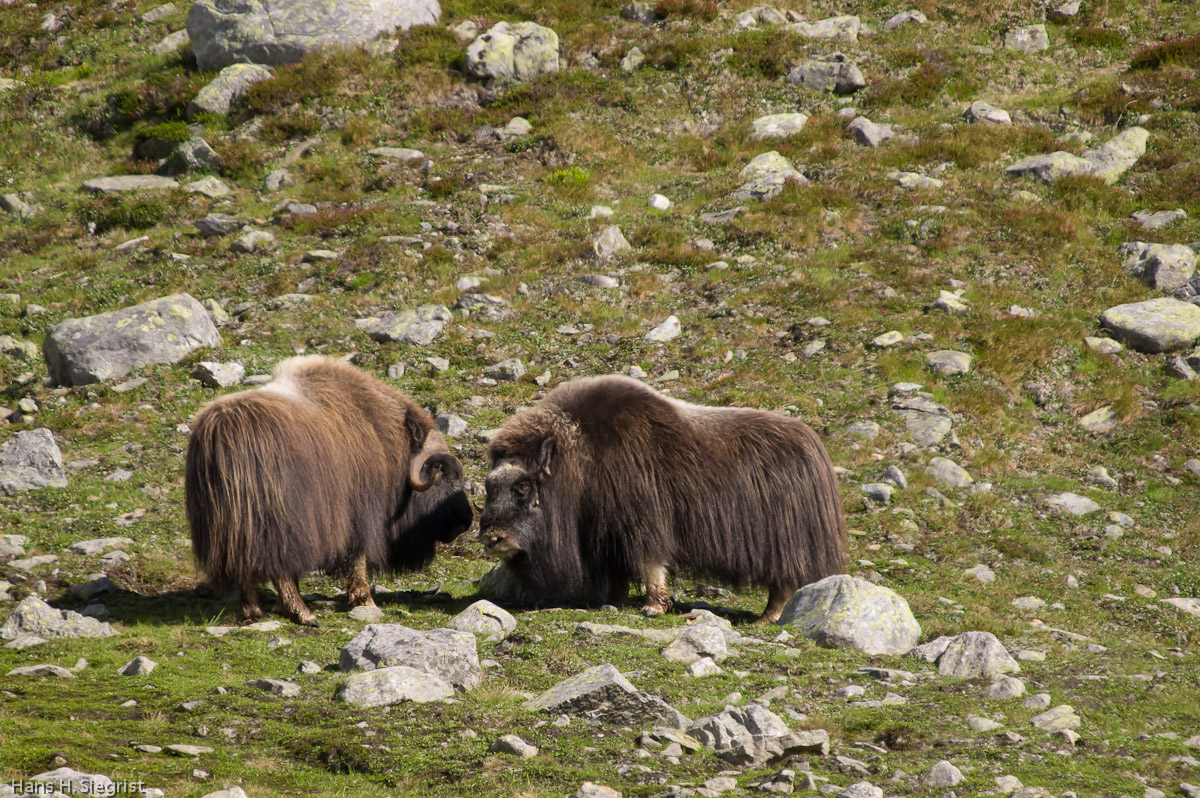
[
  {"left": 535, "top": 437, "right": 555, "bottom": 478},
  {"left": 405, "top": 410, "right": 428, "bottom": 452}
]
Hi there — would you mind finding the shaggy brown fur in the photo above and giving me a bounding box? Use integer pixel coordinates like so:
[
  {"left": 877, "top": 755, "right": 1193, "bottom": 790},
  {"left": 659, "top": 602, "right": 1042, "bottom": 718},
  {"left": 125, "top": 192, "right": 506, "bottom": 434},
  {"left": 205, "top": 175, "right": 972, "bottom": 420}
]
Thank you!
[
  {"left": 478, "top": 375, "right": 846, "bottom": 622},
  {"left": 185, "top": 356, "right": 472, "bottom": 625}
]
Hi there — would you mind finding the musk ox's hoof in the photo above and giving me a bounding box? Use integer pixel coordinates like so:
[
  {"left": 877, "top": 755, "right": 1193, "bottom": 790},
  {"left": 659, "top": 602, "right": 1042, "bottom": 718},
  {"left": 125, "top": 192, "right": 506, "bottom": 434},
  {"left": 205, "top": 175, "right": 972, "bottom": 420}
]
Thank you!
[
  {"left": 237, "top": 608, "right": 264, "bottom": 624},
  {"left": 641, "top": 605, "right": 665, "bottom": 618}
]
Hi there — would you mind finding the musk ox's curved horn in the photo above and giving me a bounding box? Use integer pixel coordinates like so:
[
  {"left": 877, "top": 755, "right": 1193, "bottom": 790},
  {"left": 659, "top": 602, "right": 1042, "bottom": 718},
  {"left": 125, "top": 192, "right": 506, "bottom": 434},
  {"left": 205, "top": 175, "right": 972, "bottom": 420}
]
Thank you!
[{"left": 409, "top": 430, "right": 461, "bottom": 491}]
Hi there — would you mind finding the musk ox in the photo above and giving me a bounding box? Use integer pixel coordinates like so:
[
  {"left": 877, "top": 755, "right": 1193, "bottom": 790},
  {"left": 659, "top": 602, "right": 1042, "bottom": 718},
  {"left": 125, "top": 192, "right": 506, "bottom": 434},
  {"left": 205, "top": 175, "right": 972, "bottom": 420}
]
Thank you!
[
  {"left": 185, "top": 355, "right": 473, "bottom": 626},
  {"left": 478, "top": 375, "right": 846, "bottom": 622}
]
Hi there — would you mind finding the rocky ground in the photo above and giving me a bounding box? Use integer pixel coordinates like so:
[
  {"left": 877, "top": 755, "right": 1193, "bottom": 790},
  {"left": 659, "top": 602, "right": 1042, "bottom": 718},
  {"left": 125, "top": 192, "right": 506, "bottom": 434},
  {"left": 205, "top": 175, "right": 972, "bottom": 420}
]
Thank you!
[{"left": 2, "top": 0, "right": 1200, "bottom": 796}]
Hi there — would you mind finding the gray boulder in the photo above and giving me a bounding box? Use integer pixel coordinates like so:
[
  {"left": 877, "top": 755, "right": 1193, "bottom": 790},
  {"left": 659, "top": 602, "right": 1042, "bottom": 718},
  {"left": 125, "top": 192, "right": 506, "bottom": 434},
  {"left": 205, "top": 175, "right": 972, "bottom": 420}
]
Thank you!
[
  {"left": 466, "top": 22, "right": 560, "bottom": 83},
  {"left": 936, "top": 631, "right": 1020, "bottom": 679},
  {"left": 926, "top": 350, "right": 972, "bottom": 376},
  {"left": 29, "top": 769, "right": 114, "bottom": 795},
  {"left": 188, "top": 64, "right": 272, "bottom": 119},
  {"left": 776, "top": 575, "right": 921, "bottom": 656},
  {"left": 160, "top": 136, "right": 222, "bottom": 174},
  {"left": 0, "top": 429, "right": 67, "bottom": 495},
  {"left": 447, "top": 599, "right": 516, "bottom": 642},
  {"left": 43, "top": 294, "right": 221, "bottom": 386},
  {"left": 118, "top": 656, "right": 157, "bottom": 675},
  {"left": 749, "top": 112, "right": 808, "bottom": 141},
  {"left": 687, "top": 704, "right": 829, "bottom": 766},
  {"left": 1133, "top": 209, "right": 1187, "bottom": 230},
  {"left": 1119, "top": 242, "right": 1196, "bottom": 292},
  {"left": 339, "top": 623, "right": 480, "bottom": 690},
  {"left": 592, "top": 225, "right": 631, "bottom": 261},
  {"left": 1005, "top": 24, "right": 1049, "bottom": 54},
  {"left": 1100, "top": 297, "right": 1200, "bottom": 353},
  {"left": 786, "top": 53, "right": 865, "bottom": 94},
  {"left": 524, "top": 663, "right": 690, "bottom": 728},
  {"left": 883, "top": 10, "right": 926, "bottom": 31},
  {"left": 1007, "top": 127, "right": 1148, "bottom": 185},
  {"left": 335, "top": 665, "right": 453, "bottom": 706},
  {"left": 186, "top": 0, "right": 440, "bottom": 71},
  {"left": 848, "top": 117, "right": 894, "bottom": 148},
  {"left": 355, "top": 304, "right": 452, "bottom": 346},
  {"left": 193, "top": 361, "right": 245, "bottom": 388},
  {"left": 662, "top": 624, "right": 728, "bottom": 664},
  {"left": 962, "top": 100, "right": 1012, "bottom": 126},
  {"left": 732, "top": 151, "right": 807, "bottom": 201},
  {"left": 0, "top": 597, "right": 117, "bottom": 640}
]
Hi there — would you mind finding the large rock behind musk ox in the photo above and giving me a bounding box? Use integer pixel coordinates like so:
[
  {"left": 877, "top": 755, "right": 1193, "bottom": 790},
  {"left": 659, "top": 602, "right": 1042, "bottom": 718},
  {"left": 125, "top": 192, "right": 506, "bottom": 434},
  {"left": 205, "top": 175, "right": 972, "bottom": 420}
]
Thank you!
[
  {"left": 43, "top": 294, "right": 220, "bottom": 386},
  {"left": 186, "top": 0, "right": 441, "bottom": 71},
  {"left": 776, "top": 574, "right": 921, "bottom": 655}
]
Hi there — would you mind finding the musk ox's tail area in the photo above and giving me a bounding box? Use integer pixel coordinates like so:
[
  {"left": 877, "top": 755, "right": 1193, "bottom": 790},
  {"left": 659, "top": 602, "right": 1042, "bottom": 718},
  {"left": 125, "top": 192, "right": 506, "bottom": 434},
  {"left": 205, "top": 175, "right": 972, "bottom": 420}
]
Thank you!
[{"left": 185, "top": 393, "right": 347, "bottom": 592}]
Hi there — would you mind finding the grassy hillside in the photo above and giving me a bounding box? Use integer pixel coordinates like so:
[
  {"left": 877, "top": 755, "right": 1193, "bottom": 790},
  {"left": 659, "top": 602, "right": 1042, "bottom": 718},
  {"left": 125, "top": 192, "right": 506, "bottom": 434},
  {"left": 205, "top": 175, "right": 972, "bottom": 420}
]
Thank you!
[{"left": 2, "top": 0, "right": 1200, "bottom": 795}]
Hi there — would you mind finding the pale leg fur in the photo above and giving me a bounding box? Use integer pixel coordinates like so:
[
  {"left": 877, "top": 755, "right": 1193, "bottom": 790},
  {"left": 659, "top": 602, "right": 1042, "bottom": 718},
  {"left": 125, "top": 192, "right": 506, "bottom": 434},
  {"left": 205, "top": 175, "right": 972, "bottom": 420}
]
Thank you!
[
  {"left": 757, "top": 583, "right": 796, "bottom": 625},
  {"left": 273, "top": 576, "right": 318, "bottom": 626},
  {"left": 345, "top": 555, "right": 376, "bottom": 609},
  {"left": 640, "top": 563, "right": 672, "bottom": 617}
]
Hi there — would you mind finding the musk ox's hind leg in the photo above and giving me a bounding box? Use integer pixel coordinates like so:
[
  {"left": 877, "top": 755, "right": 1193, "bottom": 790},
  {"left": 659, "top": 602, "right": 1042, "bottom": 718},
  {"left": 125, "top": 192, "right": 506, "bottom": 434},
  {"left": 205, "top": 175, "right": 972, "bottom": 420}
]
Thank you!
[
  {"left": 640, "top": 563, "right": 672, "bottom": 617},
  {"left": 237, "top": 575, "right": 264, "bottom": 624},
  {"left": 604, "top": 573, "right": 630, "bottom": 608},
  {"left": 345, "top": 555, "right": 376, "bottom": 610},
  {"left": 757, "top": 582, "right": 797, "bottom": 625},
  {"left": 273, "top": 575, "right": 318, "bottom": 626}
]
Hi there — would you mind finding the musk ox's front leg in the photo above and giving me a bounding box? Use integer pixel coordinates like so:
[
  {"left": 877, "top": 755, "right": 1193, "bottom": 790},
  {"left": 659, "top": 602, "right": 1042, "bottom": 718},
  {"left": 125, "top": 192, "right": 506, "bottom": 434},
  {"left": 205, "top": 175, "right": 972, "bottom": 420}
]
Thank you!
[
  {"left": 640, "top": 563, "right": 672, "bottom": 617},
  {"left": 345, "top": 555, "right": 376, "bottom": 610},
  {"left": 273, "top": 576, "right": 318, "bottom": 626},
  {"left": 237, "top": 576, "right": 264, "bottom": 624},
  {"left": 758, "top": 583, "right": 797, "bottom": 625},
  {"left": 605, "top": 574, "right": 630, "bottom": 608}
]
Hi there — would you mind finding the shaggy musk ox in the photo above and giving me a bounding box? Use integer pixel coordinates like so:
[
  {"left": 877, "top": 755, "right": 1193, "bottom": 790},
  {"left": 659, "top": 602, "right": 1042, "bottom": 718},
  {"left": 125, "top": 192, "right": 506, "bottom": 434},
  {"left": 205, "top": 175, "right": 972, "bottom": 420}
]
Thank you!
[
  {"left": 478, "top": 375, "right": 846, "bottom": 622},
  {"left": 185, "top": 356, "right": 472, "bottom": 625}
]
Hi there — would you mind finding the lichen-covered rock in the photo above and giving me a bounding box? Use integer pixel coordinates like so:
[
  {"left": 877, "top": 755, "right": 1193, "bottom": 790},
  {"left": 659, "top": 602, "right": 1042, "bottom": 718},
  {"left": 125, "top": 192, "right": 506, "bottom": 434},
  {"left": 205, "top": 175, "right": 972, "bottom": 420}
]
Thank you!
[
  {"left": 186, "top": 0, "right": 440, "bottom": 71},
  {"left": 355, "top": 304, "right": 452, "bottom": 346},
  {"left": 447, "top": 599, "right": 517, "bottom": 642},
  {"left": 749, "top": 113, "right": 808, "bottom": 141},
  {"left": 339, "top": 624, "right": 480, "bottom": 690},
  {"left": 776, "top": 575, "right": 921, "bottom": 656},
  {"left": 1005, "top": 151, "right": 1093, "bottom": 182},
  {"left": 1005, "top": 24, "right": 1049, "bottom": 54},
  {"left": 1030, "top": 705, "right": 1081, "bottom": 731},
  {"left": 524, "top": 663, "right": 689, "bottom": 728},
  {"left": 791, "top": 15, "right": 859, "bottom": 42},
  {"left": 82, "top": 175, "right": 179, "bottom": 193},
  {"left": 0, "top": 597, "right": 117, "bottom": 640},
  {"left": 43, "top": 294, "right": 221, "bottom": 386},
  {"left": 936, "top": 631, "right": 1020, "bottom": 679},
  {"left": 687, "top": 704, "right": 829, "bottom": 765},
  {"left": 335, "top": 665, "right": 453, "bottom": 706},
  {"left": 786, "top": 53, "right": 865, "bottom": 94},
  {"left": 0, "top": 429, "right": 67, "bottom": 495},
  {"left": 465, "top": 22, "right": 559, "bottom": 83},
  {"left": 592, "top": 225, "right": 632, "bottom": 261},
  {"left": 732, "top": 151, "right": 807, "bottom": 201},
  {"left": 962, "top": 100, "right": 1011, "bottom": 126},
  {"left": 1100, "top": 297, "right": 1200, "bottom": 353},
  {"left": 187, "top": 63, "right": 272, "bottom": 119},
  {"left": 1008, "top": 128, "right": 1148, "bottom": 185},
  {"left": 29, "top": 769, "right": 114, "bottom": 795}
]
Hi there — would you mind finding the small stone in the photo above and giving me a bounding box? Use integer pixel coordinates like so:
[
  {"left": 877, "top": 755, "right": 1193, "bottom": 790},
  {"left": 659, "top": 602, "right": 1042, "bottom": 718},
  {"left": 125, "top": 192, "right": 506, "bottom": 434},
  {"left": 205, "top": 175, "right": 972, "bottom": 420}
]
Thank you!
[
  {"left": 969, "top": 716, "right": 1003, "bottom": 732},
  {"left": 165, "top": 744, "right": 215, "bottom": 757},
  {"left": 368, "top": 147, "right": 425, "bottom": 164},
  {"left": 485, "top": 359, "right": 526, "bottom": 381},
  {"left": 965, "top": 564, "right": 995, "bottom": 583},
  {"left": 192, "top": 362, "right": 245, "bottom": 389},
  {"left": 347, "top": 605, "right": 383, "bottom": 623},
  {"left": 848, "top": 117, "right": 894, "bottom": 148},
  {"left": 847, "top": 421, "right": 880, "bottom": 439},
  {"left": 687, "top": 657, "right": 723, "bottom": 677},
  {"left": 963, "top": 100, "right": 1012, "bottom": 126},
  {"left": 118, "top": 656, "right": 157, "bottom": 676},
  {"left": 860, "top": 483, "right": 893, "bottom": 504},
  {"left": 883, "top": 9, "right": 927, "bottom": 31},
  {"left": 983, "top": 676, "right": 1027, "bottom": 700},
  {"left": 243, "top": 678, "right": 301, "bottom": 697},
  {"left": 872, "top": 331, "right": 904, "bottom": 347},
  {"left": 231, "top": 230, "right": 276, "bottom": 253},
  {"left": 648, "top": 193, "right": 671, "bottom": 211},
  {"left": 593, "top": 226, "right": 632, "bottom": 261},
  {"left": 923, "top": 760, "right": 964, "bottom": 788},
  {"left": 926, "top": 350, "right": 972, "bottom": 376},
  {"left": 750, "top": 113, "right": 809, "bottom": 141},
  {"left": 491, "top": 734, "right": 539, "bottom": 758},
  {"left": 644, "top": 316, "right": 681, "bottom": 344},
  {"left": 1005, "top": 24, "right": 1049, "bottom": 54},
  {"left": 1045, "top": 492, "right": 1101, "bottom": 515},
  {"left": 1030, "top": 705, "right": 1081, "bottom": 731},
  {"left": 1079, "top": 406, "right": 1118, "bottom": 433}
]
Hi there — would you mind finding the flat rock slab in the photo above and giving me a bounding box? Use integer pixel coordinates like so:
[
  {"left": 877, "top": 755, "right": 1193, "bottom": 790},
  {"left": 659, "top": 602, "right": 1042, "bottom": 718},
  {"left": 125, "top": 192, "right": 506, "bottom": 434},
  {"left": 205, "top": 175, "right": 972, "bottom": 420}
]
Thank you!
[
  {"left": 243, "top": 678, "right": 300, "bottom": 697},
  {"left": 82, "top": 175, "right": 179, "bottom": 193},
  {"left": 186, "top": 0, "right": 440, "bottom": 71},
  {"left": 1030, "top": 705, "right": 1081, "bottom": 731},
  {"left": 1044, "top": 492, "right": 1101, "bottom": 516},
  {"left": 791, "top": 15, "right": 859, "bottom": 42},
  {"left": 777, "top": 574, "right": 921, "bottom": 656},
  {"left": 524, "top": 663, "right": 689, "bottom": 729},
  {"left": 30, "top": 769, "right": 114, "bottom": 795},
  {"left": 165, "top": 744, "right": 215, "bottom": 756},
  {"left": 340, "top": 623, "right": 480, "bottom": 690},
  {"left": 43, "top": 293, "right": 221, "bottom": 386},
  {"left": 446, "top": 599, "right": 517, "bottom": 642},
  {"left": 1008, "top": 127, "right": 1149, "bottom": 185},
  {"left": 0, "top": 428, "right": 67, "bottom": 495},
  {"left": 0, "top": 597, "right": 117, "bottom": 640},
  {"left": 1163, "top": 598, "right": 1200, "bottom": 619},
  {"left": 1120, "top": 242, "right": 1196, "bottom": 291},
  {"left": 937, "top": 631, "right": 1020, "bottom": 679},
  {"left": 205, "top": 620, "right": 283, "bottom": 636},
  {"left": 927, "top": 350, "right": 972, "bottom": 376},
  {"left": 8, "top": 663, "right": 76, "bottom": 677},
  {"left": 337, "top": 664, "right": 454, "bottom": 706},
  {"left": 1101, "top": 297, "right": 1200, "bottom": 353},
  {"left": 688, "top": 704, "right": 829, "bottom": 766},
  {"left": 68, "top": 537, "right": 134, "bottom": 556},
  {"left": 750, "top": 113, "right": 809, "bottom": 140},
  {"left": 786, "top": 52, "right": 865, "bottom": 94},
  {"left": 356, "top": 304, "right": 451, "bottom": 346}
]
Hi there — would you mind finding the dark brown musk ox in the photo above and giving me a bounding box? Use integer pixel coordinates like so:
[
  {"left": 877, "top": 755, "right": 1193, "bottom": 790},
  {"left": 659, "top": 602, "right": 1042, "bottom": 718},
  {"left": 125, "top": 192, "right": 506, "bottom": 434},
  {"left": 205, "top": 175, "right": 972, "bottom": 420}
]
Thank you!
[
  {"left": 185, "top": 355, "right": 473, "bottom": 626},
  {"left": 477, "top": 375, "right": 846, "bottom": 622}
]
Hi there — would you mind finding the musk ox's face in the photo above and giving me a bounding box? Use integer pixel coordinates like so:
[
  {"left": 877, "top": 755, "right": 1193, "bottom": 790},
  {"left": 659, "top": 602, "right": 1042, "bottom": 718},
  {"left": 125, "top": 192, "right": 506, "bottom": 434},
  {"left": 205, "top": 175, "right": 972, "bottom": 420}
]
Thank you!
[{"left": 479, "top": 459, "right": 543, "bottom": 559}]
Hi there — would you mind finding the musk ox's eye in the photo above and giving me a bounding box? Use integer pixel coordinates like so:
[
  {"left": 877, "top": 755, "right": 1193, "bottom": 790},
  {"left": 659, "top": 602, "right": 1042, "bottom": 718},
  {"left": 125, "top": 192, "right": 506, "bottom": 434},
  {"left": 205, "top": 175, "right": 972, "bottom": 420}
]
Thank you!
[{"left": 513, "top": 480, "right": 532, "bottom": 498}]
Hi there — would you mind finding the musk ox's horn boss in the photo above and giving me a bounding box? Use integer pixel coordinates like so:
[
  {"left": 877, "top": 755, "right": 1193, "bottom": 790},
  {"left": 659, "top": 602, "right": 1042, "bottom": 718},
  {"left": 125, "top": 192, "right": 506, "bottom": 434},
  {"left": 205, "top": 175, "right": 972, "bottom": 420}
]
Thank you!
[
  {"left": 478, "top": 375, "right": 846, "bottom": 622},
  {"left": 185, "top": 355, "right": 473, "bottom": 626}
]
